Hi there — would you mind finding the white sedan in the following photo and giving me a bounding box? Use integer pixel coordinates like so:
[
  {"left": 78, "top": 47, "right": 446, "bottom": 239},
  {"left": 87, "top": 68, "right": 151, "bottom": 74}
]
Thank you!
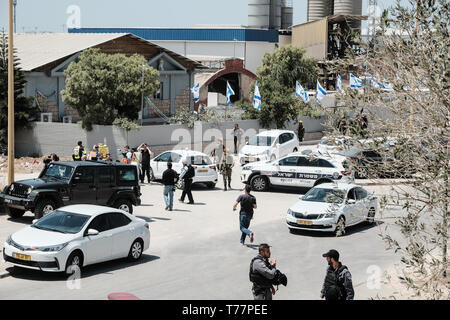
[
  {"left": 286, "top": 183, "right": 378, "bottom": 236},
  {"left": 238, "top": 130, "right": 299, "bottom": 165},
  {"left": 3, "top": 205, "right": 150, "bottom": 273},
  {"left": 150, "top": 149, "right": 218, "bottom": 188}
]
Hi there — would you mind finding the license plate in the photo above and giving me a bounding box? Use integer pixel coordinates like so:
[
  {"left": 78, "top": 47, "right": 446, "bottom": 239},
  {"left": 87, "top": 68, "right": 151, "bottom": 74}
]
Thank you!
[
  {"left": 13, "top": 253, "right": 31, "bottom": 261},
  {"left": 198, "top": 169, "right": 208, "bottom": 173},
  {"left": 245, "top": 157, "right": 254, "bottom": 162},
  {"left": 297, "top": 220, "right": 312, "bottom": 226}
]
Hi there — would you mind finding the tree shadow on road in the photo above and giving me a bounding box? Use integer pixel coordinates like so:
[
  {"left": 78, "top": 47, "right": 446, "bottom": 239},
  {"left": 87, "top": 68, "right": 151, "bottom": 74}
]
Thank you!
[
  {"left": 5, "top": 254, "right": 160, "bottom": 282},
  {"left": 6, "top": 215, "right": 34, "bottom": 225}
]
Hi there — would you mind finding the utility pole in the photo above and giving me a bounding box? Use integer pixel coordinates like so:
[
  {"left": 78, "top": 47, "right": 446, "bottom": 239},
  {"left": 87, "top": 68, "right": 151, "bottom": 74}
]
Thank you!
[{"left": 8, "top": 0, "right": 15, "bottom": 184}]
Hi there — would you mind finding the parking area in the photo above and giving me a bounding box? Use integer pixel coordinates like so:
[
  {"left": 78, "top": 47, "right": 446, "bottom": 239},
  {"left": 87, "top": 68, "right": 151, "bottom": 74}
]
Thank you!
[{"left": 0, "top": 154, "right": 407, "bottom": 300}]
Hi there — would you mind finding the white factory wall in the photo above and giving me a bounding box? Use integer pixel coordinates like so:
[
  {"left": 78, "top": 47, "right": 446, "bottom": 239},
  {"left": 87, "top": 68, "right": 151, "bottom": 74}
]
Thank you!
[{"left": 151, "top": 40, "right": 277, "bottom": 74}]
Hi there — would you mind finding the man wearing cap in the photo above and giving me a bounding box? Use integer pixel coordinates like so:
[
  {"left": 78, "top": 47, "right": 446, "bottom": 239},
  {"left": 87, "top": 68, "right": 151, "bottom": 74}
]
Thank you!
[
  {"left": 320, "top": 249, "right": 354, "bottom": 300},
  {"left": 297, "top": 120, "right": 305, "bottom": 142},
  {"left": 249, "top": 243, "right": 277, "bottom": 300}
]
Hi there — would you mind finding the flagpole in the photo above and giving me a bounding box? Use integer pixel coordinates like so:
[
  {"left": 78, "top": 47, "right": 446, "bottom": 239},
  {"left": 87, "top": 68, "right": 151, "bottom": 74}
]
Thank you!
[{"left": 8, "top": 0, "right": 15, "bottom": 184}]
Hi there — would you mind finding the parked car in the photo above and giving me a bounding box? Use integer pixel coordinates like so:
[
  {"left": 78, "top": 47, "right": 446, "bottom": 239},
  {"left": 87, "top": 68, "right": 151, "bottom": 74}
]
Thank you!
[
  {"left": 238, "top": 130, "right": 300, "bottom": 165},
  {"left": 317, "top": 136, "right": 354, "bottom": 156},
  {"left": 0, "top": 161, "right": 141, "bottom": 219},
  {"left": 336, "top": 147, "right": 415, "bottom": 179},
  {"left": 241, "top": 151, "right": 353, "bottom": 192},
  {"left": 149, "top": 150, "right": 218, "bottom": 188},
  {"left": 286, "top": 183, "right": 378, "bottom": 236},
  {"left": 3, "top": 205, "right": 150, "bottom": 273}
]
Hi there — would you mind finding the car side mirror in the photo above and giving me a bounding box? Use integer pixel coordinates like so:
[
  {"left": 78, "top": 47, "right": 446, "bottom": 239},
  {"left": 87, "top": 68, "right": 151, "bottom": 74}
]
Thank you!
[
  {"left": 86, "top": 229, "right": 99, "bottom": 236},
  {"left": 347, "top": 199, "right": 356, "bottom": 204}
]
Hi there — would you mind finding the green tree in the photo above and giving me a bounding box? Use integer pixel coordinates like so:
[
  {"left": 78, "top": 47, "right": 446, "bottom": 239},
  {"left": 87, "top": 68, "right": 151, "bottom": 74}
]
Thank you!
[
  {"left": 0, "top": 31, "right": 38, "bottom": 151},
  {"left": 252, "top": 45, "right": 320, "bottom": 128},
  {"left": 62, "top": 48, "right": 159, "bottom": 131}
]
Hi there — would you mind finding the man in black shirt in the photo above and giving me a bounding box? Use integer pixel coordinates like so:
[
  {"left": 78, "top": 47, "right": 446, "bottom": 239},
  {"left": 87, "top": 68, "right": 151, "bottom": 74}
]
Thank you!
[
  {"left": 162, "top": 162, "right": 178, "bottom": 211},
  {"left": 233, "top": 185, "right": 257, "bottom": 245},
  {"left": 139, "top": 143, "right": 153, "bottom": 183}
]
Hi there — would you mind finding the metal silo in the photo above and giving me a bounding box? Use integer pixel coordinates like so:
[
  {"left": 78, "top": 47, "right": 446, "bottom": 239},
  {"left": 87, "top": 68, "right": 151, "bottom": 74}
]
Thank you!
[
  {"left": 333, "top": 0, "right": 362, "bottom": 15},
  {"left": 281, "top": 0, "right": 293, "bottom": 30},
  {"left": 248, "top": 0, "right": 271, "bottom": 29},
  {"left": 307, "top": 0, "right": 331, "bottom": 22},
  {"left": 333, "top": 0, "right": 363, "bottom": 28},
  {"left": 269, "top": 0, "right": 282, "bottom": 30}
]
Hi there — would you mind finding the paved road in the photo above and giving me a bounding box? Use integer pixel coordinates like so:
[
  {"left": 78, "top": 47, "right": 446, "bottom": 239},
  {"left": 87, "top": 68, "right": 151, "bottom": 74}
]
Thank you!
[{"left": 0, "top": 158, "right": 405, "bottom": 300}]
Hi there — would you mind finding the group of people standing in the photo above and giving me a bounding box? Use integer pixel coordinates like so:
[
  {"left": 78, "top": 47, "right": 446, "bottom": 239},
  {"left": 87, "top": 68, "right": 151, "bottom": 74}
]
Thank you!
[{"left": 121, "top": 144, "right": 153, "bottom": 184}]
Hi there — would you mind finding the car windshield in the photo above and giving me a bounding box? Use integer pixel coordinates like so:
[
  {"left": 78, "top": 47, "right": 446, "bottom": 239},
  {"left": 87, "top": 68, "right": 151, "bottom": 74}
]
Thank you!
[
  {"left": 248, "top": 136, "right": 274, "bottom": 147},
  {"left": 33, "top": 210, "right": 90, "bottom": 234},
  {"left": 302, "top": 188, "right": 346, "bottom": 204},
  {"left": 42, "top": 164, "right": 74, "bottom": 180}
]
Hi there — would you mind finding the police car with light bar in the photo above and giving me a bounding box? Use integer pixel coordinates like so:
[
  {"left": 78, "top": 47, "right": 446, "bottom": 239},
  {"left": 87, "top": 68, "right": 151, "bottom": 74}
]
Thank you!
[{"left": 240, "top": 151, "right": 353, "bottom": 191}]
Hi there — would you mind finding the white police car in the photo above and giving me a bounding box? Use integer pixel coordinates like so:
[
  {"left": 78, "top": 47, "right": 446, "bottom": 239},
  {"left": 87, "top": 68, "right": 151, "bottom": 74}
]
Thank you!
[
  {"left": 240, "top": 152, "right": 353, "bottom": 191},
  {"left": 286, "top": 183, "right": 378, "bottom": 236}
]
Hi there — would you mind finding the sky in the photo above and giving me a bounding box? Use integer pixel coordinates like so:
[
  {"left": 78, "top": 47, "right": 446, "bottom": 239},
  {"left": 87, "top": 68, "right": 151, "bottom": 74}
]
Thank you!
[{"left": 0, "top": 0, "right": 400, "bottom": 33}]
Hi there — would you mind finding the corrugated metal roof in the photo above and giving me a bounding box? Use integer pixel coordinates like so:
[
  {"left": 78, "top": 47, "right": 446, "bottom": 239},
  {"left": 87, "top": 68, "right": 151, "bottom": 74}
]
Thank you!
[
  {"left": 69, "top": 28, "right": 279, "bottom": 43},
  {"left": 14, "top": 33, "right": 127, "bottom": 71},
  {"left": 13, "top": 33, "right": 206, "bottom": 71}
]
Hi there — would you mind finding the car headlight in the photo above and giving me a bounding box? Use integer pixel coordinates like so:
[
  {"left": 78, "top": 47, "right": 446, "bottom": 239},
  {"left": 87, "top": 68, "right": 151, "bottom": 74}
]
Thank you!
[
  {"left": 9, "top": 184, "right": 14, "bottom": 192},
  {"left": 323, "top": 212, "right": 336, "bottom": 218},
  {"left": 26, "top": 187, "right": 32, "bottom": 195},
  {"left": 287, "top": 209, "right": 295, "bottom": 216},
  {"left": 6, "top": 235, "right": 13, "bottom": 246},
  {"left": 243, "top": 165, "right": 252, "bottom": 171},
  {"left": 34, "top": 243, "right": 68, "bottom": 252}
]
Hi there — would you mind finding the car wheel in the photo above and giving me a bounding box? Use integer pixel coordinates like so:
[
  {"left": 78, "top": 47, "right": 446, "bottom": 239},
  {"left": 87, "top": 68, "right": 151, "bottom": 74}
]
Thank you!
[
  {"left": 65, "top": 251, "right": 83, "bottom": 275},
  {"left": 5, "top": 207, "right": 25, "bottom": 219},
  {"left": 335, "top": 216, "right": 346, "bottom": 237},
  {"left": 128, "top": 239, "right": 143, "bottom": 262},
  {"left": 34, "top": 199, "right": 56, "bottom": 219},
  {"left": 250, "top": 175, "right": 269, "bottom": 192},
  {"left": 114, "top": 199, "right": 133, "bottom": 214},
  {"left": 207, "top": 183, "right": 216, "bottom": 189},
  {"left": 149, "top": 167, "right": 155, "bottom": 181},
  {"left": 367, "top": 208, "right": 376, "bottom": 224},
  {"left": 356, "top": 167, "right": 367, "bottom": 179}
]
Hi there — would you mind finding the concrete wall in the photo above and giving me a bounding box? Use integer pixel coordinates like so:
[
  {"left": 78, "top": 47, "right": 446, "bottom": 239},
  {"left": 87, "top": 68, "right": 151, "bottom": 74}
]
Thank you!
[
  {"left": 292, "top": 18, "right": 328, "bottom": 60},
  {"left": 15, "top": 117, "right": 325, "bottom": 159}
]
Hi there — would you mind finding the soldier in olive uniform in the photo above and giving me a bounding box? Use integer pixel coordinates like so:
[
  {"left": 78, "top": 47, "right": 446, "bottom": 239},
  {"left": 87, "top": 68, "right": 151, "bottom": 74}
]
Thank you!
[{"left": 220, "top": 148, "right": 234, "bottom": 191}]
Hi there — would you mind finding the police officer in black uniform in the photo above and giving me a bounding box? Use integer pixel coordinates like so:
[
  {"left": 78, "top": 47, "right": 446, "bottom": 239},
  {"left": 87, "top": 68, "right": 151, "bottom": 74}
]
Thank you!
[
  {"left": 320, "top": 249, "right": 354, "bottom": 300},
  {"left": 249, "top": 243, "right": 277, "bottom": 300}
]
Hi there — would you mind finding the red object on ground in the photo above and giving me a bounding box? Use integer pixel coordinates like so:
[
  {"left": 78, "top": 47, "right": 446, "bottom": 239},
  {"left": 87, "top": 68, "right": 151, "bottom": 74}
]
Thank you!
[{"left": 107, "top": 292, "right": 140, "bottom": 300}]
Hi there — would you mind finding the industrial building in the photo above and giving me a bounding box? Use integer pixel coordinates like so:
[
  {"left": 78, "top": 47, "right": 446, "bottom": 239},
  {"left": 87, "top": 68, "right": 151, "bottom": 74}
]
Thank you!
[
  {"left": 69, "top": 0, "right": 295, "bottom": 107},
  {"left": 291, "top": 0, "right": 367, "bottom": 90}
]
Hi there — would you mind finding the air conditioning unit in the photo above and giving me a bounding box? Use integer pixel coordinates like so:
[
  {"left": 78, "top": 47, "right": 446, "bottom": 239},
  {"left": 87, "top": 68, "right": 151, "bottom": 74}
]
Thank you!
[
  {"left": 40, "top": 113, "right": 53, "bottom": 122},
  {"left": 63, "top": 116, "right": 72, "bottom": 123}
]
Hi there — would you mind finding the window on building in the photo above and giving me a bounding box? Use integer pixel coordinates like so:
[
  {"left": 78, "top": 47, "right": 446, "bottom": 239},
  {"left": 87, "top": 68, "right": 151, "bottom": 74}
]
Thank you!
[{"left": 154, "top": 82, "right": 164, "bottom": 100}]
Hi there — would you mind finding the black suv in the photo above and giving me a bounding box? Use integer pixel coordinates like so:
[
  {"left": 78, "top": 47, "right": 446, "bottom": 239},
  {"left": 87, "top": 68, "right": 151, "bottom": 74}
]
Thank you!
[{"left": 0, "top": 161, "right": 141, "bottom": 219}]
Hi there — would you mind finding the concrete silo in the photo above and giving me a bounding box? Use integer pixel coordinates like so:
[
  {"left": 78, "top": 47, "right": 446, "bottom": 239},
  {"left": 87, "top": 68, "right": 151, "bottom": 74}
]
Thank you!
[
  {"left": 333, "top": 0, "right": 363, "bottom": 28},
  {"left": 269, "top": 0, "right": 282, "bottom": 29},
  {"left": 248, "top": 0, "right": 271, "bottom": 29}
]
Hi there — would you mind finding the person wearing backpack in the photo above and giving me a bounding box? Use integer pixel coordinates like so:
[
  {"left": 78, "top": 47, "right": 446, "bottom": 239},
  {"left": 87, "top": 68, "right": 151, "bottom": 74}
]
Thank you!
[
  {"left": 178, "top": 159, "right": 195, "bottom": 204},
  {"left": 320, "top": 249, "right": 354, "bottom": 300}
]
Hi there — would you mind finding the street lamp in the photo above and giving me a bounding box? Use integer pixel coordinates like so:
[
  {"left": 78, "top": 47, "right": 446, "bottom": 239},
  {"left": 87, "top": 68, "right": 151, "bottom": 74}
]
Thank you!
[{"left": 13, "top": 0, "right": 17, "bottom": 33}]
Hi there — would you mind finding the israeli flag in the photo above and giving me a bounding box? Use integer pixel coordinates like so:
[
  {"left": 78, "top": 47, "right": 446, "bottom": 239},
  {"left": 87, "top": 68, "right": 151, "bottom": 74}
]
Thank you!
[
  {"left": 350, "top": 73, "right": 363, "bottom": 89},
  {"left": 295, "top": 81, "right": 309, "bottom": 103},
  {"left": 336, "top": 74, "right": 342, "bottom": 93},
  {"left": 253, "top": 81, "right": 261, "bottom": 111},
  {"left": 316, "top": 80, "right": 327, "bottom": 104},
  {"left": 190, "top": 82, "right": 200, "bottom": 103},
  {"left": 382, "top": 80, "right": 394, "bottom": 91},
  {"left": 226, "top": 81, "right": 235, "bottom": 105},
  {"left": 367, "top": 74, "right": 381, "bottom": 88}
]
